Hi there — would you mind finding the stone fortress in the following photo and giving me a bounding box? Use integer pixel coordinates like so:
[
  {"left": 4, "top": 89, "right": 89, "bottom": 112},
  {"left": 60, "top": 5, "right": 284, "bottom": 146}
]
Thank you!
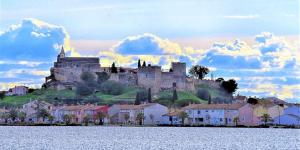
[{"left": 44, "top": 47, "right": 218, "bottom": 93}]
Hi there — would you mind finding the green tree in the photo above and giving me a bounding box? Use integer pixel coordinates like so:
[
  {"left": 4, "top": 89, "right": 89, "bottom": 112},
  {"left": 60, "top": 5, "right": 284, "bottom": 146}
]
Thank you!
[
  {"left": 147, "top": 88, "right": 152, "bottom": 103},
  {"left": 83, "top": 115, "right": 90, "bottom": 126},
  {"left": 37, "top": 108, "right": 50, "bottom": 122},
  {"left": 76, "top": 82, "right": 93, "bottom": 96},
  {"left": 233, "top": 117, "right": 239, "bottom": 126},
  {"left": 215, "top": 78, "right": 224, "bottom": 83},
  {"left": 208, "top": 94, "right": 212, "bottom": 104},
  {"left": 48, "top": 115, "right": 55, "bottom": 124},
  {"left": 63, "top": 114, "right": 71, "bottom": 125},
  {"left": 196, "top": 89, "right": 210, "bottom": 100},
  {"left": 189, "top": 65, "right": 210, "bottom": 80},
  {"left": 247, "top": 97, "right": 259, "bottom": 105},
  {"left": 178, "top": 111, "right": 188, "bottom": 125},
  {"left": 135, "top": 92, "right": 141, "bottom": 105},
  {"left": 0, "top": 91, "right": 5, "bottom": 100},
  {"left": 9, "top": 109, "right": 18, "bottom": 122},
  {"left": 80, "top": 72, "right": 96, "bottom": 82},
  {"left": 142, "top": 61, "right": 146, "bottom": 67},
  {"left": 124, "top": 113, "right": 130, "bottom": 124},
  {"left": 111, "top": 62, "right": 118, "bottom": 73},
  {"left": 99, "top": 81, "right": 124, "bottom": 95},
  {"left": 136, "top": 113, "right": 145, "bottom": 125},
  {"left": 138, "top": 59, "right": 141, "bottom": 68},
  {"left": 96, "top": 111, "right": 106, "bottom": 125},
  {"left": 1, "top": 113, "right": 9, "bottom": 123},
  {"left": 221, "top": 79, "right": 238, "bottom": 94},
  {"left": 18, "top": 112, "right": 27, "bottom": 123},
  {"left": 172, "top": 89, "right": 178, "bottom": 104},
  {"left": 96, "top": 72, "right": 110, "bottom": 84},
  {"left": 260, "top": 113, "right": 273, "bottom": 126}
]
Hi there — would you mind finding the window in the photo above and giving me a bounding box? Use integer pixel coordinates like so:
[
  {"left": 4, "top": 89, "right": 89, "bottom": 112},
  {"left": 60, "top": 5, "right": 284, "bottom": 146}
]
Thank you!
[
  {"left": 197, "top": 110, "right": 201, "bottom": 114},
  {"left": 220, "top": 118, "right": 223, "bottom": 121}
]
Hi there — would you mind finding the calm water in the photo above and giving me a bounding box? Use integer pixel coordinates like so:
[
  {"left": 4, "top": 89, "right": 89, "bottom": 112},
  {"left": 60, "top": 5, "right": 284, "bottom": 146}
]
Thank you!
[{"left": 0, "top": 126, "right": 299, "bottom": 150}]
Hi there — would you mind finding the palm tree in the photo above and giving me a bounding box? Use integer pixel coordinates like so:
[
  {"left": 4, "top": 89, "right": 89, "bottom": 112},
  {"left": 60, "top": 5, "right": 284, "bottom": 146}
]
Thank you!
[
  {"left": 136, "top": 113, "right": 145, "bottom": 125},
  {"left": 48, "top": 115, "right": 55, "bottom": 125},
  {"left": 233, "top": 117, "right": 239, "bottom": 126},
  {"left": 178, "top": 111, "right": 188, "bottom": 126},
  {"left": 18, "top": 112, "right": 27, "bottom": 123},
  {"left": 260, "top": 113, "right": 273, "bottom": 126},
  {"left": 9, "top": 109, "right": 18, "bottom": 123},
  {"left": 83, "top": 115, "right": 90, "bottom": 126},
  {"left": 1, "top": 113, "right": 9, "bottom": 124},
  {"left": 96, "top": 111, "right": 106, "bottom": 125},
  {"left": 37, "top": 108, "right": 50, "bottom": 122},
  {"left": 63, "top": 114, "right": 71, "bottom": 125},
  {"left": 124, "top": 114, "right": 130, "bottom": 125}
]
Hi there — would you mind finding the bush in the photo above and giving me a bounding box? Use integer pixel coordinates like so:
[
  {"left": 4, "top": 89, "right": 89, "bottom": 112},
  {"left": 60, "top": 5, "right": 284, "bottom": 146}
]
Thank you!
[
  {"left": 76, "top": 83, "right": 93, "bottom": 96},
  {"left": 80, "top": 72, "right": 96, "bottom": 82},
  {"left": 196, "top": 89, "right": 210, "bottom": 100},
  {"left": 96, "top": 72, "right": 110, "bottom": 84},
  {"left": 99, "top": 81, "right": 124, "bottom": 95}
]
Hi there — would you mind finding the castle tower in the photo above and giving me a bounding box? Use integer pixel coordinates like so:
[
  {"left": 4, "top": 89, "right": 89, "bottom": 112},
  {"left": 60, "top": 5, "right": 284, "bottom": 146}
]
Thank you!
[
  {"left": 171, "top": 62, "right": 186, "bottom": 76},
  {"left": 57, "top": 46, "right": 65, "bottom": 61}
]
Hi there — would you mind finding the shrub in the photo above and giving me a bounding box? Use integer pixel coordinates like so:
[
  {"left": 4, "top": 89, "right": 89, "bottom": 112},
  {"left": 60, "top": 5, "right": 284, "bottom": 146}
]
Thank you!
[
  {"left": 80, "top": 72, "right": 95, "bottom": 82},
  {"left": 76, "top": 83, "right": 93, "bottom": 96},
  {"left": 196, "top": 89, "right": 210, "bottom": 100},
  {"left": 96, "top": 72, "right": 110, "bottom": 84},
  {"left": 99, "top": 81, "right": 123, "bottom": 95}
]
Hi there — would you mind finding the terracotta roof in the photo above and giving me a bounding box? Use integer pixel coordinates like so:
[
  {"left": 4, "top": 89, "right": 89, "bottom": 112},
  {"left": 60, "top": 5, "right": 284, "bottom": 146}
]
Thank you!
[
  {"left": 117, "top": 103, "right": 156, "bottom": 110},
  {"left": 183, "top": 103, "right": 245, "bottom": 110},
  {"left": 162, "top": 111, "right": 182, "bottom": 116}
]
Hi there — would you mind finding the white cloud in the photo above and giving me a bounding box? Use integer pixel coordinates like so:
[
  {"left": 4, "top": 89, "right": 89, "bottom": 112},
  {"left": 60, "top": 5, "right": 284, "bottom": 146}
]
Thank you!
[
  {"left": 0, "top": 18, "right": 75, "bottom": 61},
  {"left": 223, "top": 15, "right": 260, "bottom": 19}
]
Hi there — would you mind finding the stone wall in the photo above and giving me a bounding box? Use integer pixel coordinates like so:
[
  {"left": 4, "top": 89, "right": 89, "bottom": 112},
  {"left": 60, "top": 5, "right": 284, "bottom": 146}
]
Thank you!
[{"left": 137, "top": 66, "right": 162, "bottom": 93}]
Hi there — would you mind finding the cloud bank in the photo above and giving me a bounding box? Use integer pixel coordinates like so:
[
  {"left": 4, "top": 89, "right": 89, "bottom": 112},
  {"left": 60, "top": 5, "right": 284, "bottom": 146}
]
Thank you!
[{"left": 1, "top": 19, "right": 299, "bottom": 102}]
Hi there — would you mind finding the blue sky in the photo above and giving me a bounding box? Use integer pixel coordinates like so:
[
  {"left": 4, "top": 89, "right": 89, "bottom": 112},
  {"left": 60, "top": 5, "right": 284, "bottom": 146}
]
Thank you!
[{"left": 0, "top": 0, "right": 299, "bottom": 102}]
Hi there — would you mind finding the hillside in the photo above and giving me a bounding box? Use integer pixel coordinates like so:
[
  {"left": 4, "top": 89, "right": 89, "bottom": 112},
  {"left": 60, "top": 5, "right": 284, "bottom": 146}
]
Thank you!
[{"left": 0, "top": 82, "right": 233, "bottom": 107}]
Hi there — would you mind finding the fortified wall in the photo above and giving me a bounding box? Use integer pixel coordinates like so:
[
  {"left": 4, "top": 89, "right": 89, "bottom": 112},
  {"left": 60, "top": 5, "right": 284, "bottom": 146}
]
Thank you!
[{"left": 44, "top": 48, "right": 218, "bottom": 93}]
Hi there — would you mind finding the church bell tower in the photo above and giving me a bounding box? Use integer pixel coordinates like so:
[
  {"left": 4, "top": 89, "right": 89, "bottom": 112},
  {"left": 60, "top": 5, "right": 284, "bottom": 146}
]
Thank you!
[{"left": 57, "top": 46, "right": 65, "bottom": 61}]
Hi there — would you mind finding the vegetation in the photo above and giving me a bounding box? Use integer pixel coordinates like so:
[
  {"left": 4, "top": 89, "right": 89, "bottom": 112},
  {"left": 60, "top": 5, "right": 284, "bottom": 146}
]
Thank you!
[
  {"left": 147, "top": 88, "right": 152, "bottom": 103},
  {"left": 260, "top": 113, "right": 273, "bottom": 126},
  {"left": 37, "top": 108, "right": 50, "bottom": 122},
  {"left": 178, "top": 111, "right": 188, "bottom": 125},
  {"left": 189, "top": 65, "right": 209, "bottom": 80},
  {"left": 138, "top": 59, "right": 141, "bottom": 68},
  {"left": 99, "top": 81, "right": 124, "bottom": 95},
  {"left": 124, "top": 114, "right": 130, "bottom": 124},
  {"left": 142, "top": 61, "right": 146, "bottom": 67},
  {"left": 172, "top": 89, "right": 178, "bottom": 104},
  {"left": 221, "top": 79, "right": 238, "bottom": 94},
  {"left": 0, "top": 91, "right": 5, "bottom": 100},
  {"left": 136, "top": 112, "right": 145, "bottom": 125},
  {"left": 196, "top": 89, "right": 210, "bottom": 101},
  {"left": 9, "top": 109, "right": 18, "bottom": 122},
  {"left": 111, "top": 62, "right": 118, "bottom": 73},
  {"left": 247, "top": 97, "right": 259, "bottom": 105},
  {"left": 63, "top": 114, "right": 72, "bottom": 125},
  {"left": 18, "top": 112, "right": 26, "bottom": 122},
  {"left": 96, "top": 111, "right": 106, "bottom": 125},
  {"left": 233, "top": 117, "right": 239, "bottom": 126},
  {"left": 96, "top": 72, "right": 110, "bottom": 84}
]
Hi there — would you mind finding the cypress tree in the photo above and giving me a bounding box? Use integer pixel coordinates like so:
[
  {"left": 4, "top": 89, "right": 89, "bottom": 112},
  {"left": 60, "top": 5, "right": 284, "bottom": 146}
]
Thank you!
[
  {"left": 208, "top": 94, "right": 212, "bottom": 104},
  {"left": 138, "top": 59, "right": 141, "bottom": 68},
  {"left": 147, "top": 88, "right": 152, "bottom": 103},
  {"left": 172, "top": 89, "right": 178, "bottom": 104},
  {"left": 142, "top": 61, "right": 146, "bottom": 67},
  {"left": 135, "top": 92, "right": 141, "bottom": 105},
  {"left": 111, "top": 62, "right": 118, "bottom": 73}
]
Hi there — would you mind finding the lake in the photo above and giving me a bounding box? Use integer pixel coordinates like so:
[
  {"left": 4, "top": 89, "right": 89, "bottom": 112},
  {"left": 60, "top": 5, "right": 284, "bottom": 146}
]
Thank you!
[{"left": 0, "top": 126, "right": 299, "bottom": 150}]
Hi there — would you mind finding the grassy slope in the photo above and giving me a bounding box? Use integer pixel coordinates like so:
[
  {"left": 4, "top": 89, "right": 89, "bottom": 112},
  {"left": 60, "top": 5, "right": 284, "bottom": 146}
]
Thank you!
[{"left": 1, "top": 83, "right": 229, "bottom": 107}]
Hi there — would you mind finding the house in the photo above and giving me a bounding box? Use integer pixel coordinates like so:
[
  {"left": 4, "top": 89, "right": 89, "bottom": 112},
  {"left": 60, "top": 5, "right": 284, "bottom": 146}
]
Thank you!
[
  {"left": 52, "top": 105, "right": 88, "bottom": 123},
  {"left": 273, "top": 104, "right": 300, "bottom": 126},
  {"left": 6, "top": 86, "right": 28, "bottom": 96},
  {"left": 183, "top": 103, "right": 244, "bottom": 126},
  {"left": 22, "top": 100, "right": 53, "bottom": 123},
  {"left": 83, "top": 105, "right": 109, "bottom": 123},
  {"left": 234, "top": 94, "right": 247, "bottom": 103},
  {"left": 108, "top": 103, "right": 168, "bottom": 125},
  {"left": 161, "top": 111, "right": 182, "bottom": 125}
]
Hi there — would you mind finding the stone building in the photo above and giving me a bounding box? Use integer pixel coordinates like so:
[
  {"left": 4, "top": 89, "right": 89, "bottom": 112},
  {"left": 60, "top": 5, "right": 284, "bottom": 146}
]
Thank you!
[
  {"left": 43, "top": 47, "right": 102, "bottom": 90},
  {"left": 44, "top": 48, "right": 204, "bottom": 93}
]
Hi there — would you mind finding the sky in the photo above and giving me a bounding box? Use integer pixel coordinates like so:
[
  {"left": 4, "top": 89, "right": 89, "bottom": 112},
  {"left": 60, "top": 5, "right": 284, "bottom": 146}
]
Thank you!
[{"left": 0, "top": 0, "right": 299, "bottom": 102}]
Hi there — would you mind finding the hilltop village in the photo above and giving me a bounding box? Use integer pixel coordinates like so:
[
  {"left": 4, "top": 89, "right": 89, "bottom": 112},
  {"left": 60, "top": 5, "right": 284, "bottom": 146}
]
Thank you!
[{"left": 0, "top": 47, "right": 299, "bottom": 127}]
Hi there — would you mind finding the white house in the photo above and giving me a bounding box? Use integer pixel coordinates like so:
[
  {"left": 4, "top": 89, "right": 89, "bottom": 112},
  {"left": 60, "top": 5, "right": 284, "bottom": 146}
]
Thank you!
[
  {"left": 161, "top": 111, "right": 182, "bottom": 125},
  {"left": 108, "top": 103, "right": 168, "bottom": 125},
  {"left": 22, "top": 100, "right": 53, "bottom": 122},
  {"left": 6, "top": 86, "right": 28, "bottom": 96},
  {"left": 182, "top": 103, "right": 244, "bottom": 126}
]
